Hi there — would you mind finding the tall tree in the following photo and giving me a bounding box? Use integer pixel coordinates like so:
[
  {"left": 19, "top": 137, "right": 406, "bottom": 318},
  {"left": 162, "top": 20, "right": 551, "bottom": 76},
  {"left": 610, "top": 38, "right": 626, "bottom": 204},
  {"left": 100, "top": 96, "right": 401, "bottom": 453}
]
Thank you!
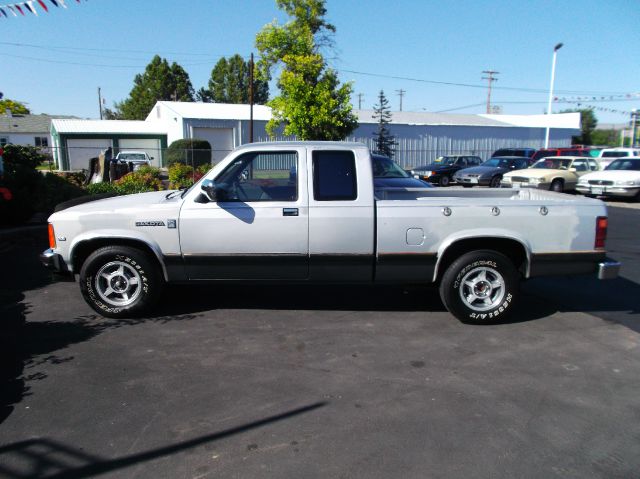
[
  {"left": 256, "top": 0, "right": 358, "bottom": 140},
  {"left": 198, "top": 54, "right": 269, "bottom": 104},
  {"left": 0, "top": 99, "right": 30, "bottom": 115},
  {"left": 372, "top": 90, "right": 397, "bottom": 158},
  {"left": 114, "top": 55, "right": 195, "bottom": 120},
  {"left": 561, "top": 108, "right": 598, "bottom": 144}
]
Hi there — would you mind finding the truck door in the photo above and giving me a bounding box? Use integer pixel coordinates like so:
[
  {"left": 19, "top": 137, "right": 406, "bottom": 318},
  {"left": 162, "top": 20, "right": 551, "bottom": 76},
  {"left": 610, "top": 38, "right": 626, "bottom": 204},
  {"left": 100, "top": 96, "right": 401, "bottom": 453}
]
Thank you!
[
  {"left": 307, "top": 149, "right": 375, "bottom": 281},
  {"left": 179, "top": 149, "right": 309, "bottom": 280}
]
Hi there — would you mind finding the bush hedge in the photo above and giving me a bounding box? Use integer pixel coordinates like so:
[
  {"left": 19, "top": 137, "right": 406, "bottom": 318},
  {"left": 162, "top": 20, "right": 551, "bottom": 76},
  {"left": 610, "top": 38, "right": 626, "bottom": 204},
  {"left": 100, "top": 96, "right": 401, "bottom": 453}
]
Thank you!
[{"left": 166, "top": 138, "right": 211, "bottom": 168}]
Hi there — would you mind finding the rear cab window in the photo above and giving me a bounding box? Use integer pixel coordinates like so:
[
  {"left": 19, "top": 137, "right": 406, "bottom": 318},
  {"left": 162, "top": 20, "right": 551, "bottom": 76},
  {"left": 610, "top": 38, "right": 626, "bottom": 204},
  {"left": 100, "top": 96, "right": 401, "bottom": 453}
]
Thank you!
[{"left": 312, "top": 150, "right": 357, "bottom": 201}]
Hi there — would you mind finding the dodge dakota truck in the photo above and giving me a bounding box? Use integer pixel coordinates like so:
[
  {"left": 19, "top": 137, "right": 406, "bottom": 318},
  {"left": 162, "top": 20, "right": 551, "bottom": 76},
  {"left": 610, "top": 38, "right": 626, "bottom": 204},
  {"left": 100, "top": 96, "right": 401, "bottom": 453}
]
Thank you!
[{"left": 41, "top": 142, "right": 620, "bottom": 323}]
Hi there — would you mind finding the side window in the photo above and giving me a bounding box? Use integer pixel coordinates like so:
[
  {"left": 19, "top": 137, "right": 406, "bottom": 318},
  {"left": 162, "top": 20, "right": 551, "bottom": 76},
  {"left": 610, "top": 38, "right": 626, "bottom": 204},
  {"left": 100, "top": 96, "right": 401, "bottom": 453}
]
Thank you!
[
  {"left": 588, "top": 159, "right": 598, "bottom": 171},
  {"left": 457, "top": 158, "right": 467, "bottom": 166},
  {"left": 214, "top": 151, "right": 297, "bottom": 202},
  {"left": 35, "top": 136, "right": 49, "bottom": 147},
  {"left": 0, "top": 137, "right": 7, "bottom": 146},
  {"left": 471, "top": 157, "right": 481, "bottom": 166},
  {"left": 313, "top": 150, "right": 357, "bottom": 201},
  {"left": 572, "top": 160, "right": 587, "bottom": 172}
]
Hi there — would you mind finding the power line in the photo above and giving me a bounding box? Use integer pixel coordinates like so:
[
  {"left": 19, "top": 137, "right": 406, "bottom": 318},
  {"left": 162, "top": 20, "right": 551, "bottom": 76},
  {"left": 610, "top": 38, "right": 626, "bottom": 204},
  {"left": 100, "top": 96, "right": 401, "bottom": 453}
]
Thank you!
[{"left": 339, "top": 68, "right": 628, "bottom": 96}]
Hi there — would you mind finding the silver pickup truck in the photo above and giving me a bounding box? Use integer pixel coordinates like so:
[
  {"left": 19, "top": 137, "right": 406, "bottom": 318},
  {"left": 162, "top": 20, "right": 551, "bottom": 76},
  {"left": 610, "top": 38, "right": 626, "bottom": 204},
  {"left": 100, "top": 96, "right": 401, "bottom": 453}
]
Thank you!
[{"left": 41, "top": 142, "right": 620, "bottom": 323}]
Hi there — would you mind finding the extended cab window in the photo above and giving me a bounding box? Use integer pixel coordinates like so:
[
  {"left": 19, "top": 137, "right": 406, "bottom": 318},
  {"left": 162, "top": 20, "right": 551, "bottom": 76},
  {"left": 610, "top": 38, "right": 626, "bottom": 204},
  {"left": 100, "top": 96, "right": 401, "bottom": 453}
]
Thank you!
[
  {"left": 215, "top": 151, "right": 298, "bottom": 202},
  {"left": 313, "top": 150, "right": 357, "bottom": 201}
]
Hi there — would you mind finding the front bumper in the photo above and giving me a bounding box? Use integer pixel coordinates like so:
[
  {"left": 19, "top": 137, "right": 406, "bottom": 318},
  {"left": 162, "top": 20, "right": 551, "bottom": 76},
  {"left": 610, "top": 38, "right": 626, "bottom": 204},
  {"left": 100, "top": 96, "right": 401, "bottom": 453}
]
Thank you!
[
  {"left": 598, "top": 260, "right": 621, "bottom": 280},
  {"left": 40, "top": 248, "right": 73, "bottom": 279},
  {"left": 576, "top": 185, "right": 640, "bottom": 198}
]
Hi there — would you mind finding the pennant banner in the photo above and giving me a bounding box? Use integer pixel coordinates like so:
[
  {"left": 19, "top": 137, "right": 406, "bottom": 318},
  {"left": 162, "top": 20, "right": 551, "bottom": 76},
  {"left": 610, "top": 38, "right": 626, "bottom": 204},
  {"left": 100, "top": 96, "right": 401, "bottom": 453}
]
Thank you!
[{"left": 0, "top": 0, "right": 86, "bottom": 18}]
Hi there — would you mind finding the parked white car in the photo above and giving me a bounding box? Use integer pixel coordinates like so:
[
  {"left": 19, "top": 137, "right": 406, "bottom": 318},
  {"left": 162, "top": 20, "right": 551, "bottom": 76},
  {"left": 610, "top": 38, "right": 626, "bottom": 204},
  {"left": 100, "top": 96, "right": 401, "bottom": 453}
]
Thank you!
[
  {"left": 115, "top": 151, "right": 153, "bottom": 170},
  {"left": 597, "top": 148, "right": 640, "bottom": 169},
  {"left": 577, "top": 157, "right": 640, "bottom": 199}
]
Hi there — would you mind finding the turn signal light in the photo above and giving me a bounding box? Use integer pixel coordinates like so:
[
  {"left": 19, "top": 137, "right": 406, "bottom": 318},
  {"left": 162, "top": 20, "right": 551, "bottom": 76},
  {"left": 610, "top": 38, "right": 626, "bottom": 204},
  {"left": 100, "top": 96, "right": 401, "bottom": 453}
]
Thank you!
[
  {"left": 595, "top": 216, "right": 607, "bottom": 250},
  {"left": 48, "top": 223, "right": 56, "bottom": 249}
]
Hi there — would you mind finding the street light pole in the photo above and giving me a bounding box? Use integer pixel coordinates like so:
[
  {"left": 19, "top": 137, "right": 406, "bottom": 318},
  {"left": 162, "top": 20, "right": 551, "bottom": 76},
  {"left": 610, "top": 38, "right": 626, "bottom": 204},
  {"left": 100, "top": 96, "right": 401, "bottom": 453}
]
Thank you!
[{"left": 544, "top": 42, "right": 563, "bottom": 149}]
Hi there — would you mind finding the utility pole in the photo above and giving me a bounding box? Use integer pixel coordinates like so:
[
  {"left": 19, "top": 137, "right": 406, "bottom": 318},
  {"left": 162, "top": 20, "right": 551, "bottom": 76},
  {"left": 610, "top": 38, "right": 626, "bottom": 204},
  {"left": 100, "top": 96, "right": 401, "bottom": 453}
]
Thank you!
[
  {"left": 395, "top": 89, "right": 405, "bottom": 111},
  {"left": 249, "top": 52, "right": 254, "bottom": 143},
  {"left": 630, "top": 109, "right": 639, "bottom": 147},
  {"left": 357, "top": 93, "right": 364, "bottom": 110},
  {"left": 98, "top": 87, "right": 103, "bottom": 120},
  {"left": 481, "top": 70, "right": 499, "bottom": 114}
]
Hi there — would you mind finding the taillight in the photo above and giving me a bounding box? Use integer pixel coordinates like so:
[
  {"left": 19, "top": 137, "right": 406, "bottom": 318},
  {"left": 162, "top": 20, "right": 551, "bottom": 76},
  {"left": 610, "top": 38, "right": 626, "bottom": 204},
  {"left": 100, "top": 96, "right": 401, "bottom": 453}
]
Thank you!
[
  {"left": 48, "top": 223, "right": 56, "bottom": 249},
  {"left": 595, "top": 216, "right": 607, "bottom": 249}
]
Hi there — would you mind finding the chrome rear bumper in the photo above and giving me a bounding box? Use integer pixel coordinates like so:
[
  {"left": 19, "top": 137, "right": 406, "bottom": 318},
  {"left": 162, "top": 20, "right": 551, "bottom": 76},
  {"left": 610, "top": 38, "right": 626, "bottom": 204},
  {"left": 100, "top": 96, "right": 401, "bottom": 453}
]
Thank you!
[{"left": 598, "top": 260, "right": 621, "bottom": 280}]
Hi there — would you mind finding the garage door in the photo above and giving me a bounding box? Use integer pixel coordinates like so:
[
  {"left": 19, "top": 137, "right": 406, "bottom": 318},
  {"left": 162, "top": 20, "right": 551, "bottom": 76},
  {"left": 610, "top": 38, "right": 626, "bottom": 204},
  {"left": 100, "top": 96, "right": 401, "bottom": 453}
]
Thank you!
[
  {"left": 66, "top": 139, "right": 112, "bottom": 171},
  {"left": 193, "top": 128, "right": 233, "bottom": 164},
  {"left": 118, "top": 139, "right": 162, "bottom": 167}
]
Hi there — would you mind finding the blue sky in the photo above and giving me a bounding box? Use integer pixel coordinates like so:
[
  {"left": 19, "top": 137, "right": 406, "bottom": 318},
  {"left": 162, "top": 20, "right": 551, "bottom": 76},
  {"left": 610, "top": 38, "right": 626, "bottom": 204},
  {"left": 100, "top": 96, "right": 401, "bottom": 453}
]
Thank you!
[{"left": 1, "top": 0, "right": 639, "bottom": 125}]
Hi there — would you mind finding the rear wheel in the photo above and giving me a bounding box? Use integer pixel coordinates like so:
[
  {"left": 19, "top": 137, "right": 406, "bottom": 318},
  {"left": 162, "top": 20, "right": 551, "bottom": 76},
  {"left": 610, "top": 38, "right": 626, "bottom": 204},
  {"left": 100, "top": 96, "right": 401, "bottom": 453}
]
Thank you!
[
  {"left": 439, "top": 250, "right": 520, "bottom": 324},
  {"left": 550, "top": 179, "right": 564, "bottom": 192},
  {"left": 79, "top": 246, "right": 164, "bottom": 318},
  {"left": 439, "top": 175, "right": 450, "bottom": 187},
  {"left": 489, "top": 176, "right": 502, "bottom": 188}
]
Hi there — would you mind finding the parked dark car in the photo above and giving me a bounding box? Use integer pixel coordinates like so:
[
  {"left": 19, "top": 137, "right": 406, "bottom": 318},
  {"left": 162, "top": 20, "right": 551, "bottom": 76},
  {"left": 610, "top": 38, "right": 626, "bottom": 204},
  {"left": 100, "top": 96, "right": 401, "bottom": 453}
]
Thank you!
[
  {"left": 410, "top": 155, "right": 483, "bottom": 186},
  {"left": 491, "top": 148, "right": 536, "bottom": 159},
  {"left": 453, "top": 156, "right": 530, "bottom": 188},
  {"left": 371, "top": 154, "right": 432, "bottom": 189}
]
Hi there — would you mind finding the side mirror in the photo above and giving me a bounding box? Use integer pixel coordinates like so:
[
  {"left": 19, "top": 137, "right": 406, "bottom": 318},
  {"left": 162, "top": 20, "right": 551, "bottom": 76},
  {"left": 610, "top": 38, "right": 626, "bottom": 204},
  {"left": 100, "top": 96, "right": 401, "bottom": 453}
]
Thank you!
[{"left": 201, "top": 179, "right": 218, "bottom": 202}]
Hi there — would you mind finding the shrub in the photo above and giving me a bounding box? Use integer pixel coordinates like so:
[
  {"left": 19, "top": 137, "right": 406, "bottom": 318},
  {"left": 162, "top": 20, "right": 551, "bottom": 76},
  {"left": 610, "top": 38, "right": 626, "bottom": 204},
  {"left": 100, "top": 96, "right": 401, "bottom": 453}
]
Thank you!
[
  {"left": 166, "top": 138, "right": 211, "bottom": 168},
  {"left": 113, "top": 166, "right": 163, "bottom": 194},
  {"left": 85, "top": 182, "right": 121, "bottom": 195},
  {"left": 1, "top": 144, "right": 48, "bottom": 170},
  {"left": 168, "top": 163, "right": 206, "bottom": 190}
]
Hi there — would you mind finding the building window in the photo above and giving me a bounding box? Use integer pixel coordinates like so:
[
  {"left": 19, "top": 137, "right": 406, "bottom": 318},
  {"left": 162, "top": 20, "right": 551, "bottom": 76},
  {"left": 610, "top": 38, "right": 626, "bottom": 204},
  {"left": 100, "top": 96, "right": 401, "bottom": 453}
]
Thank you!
[
  {"left": 35, "top": 137, "right": 49, "bottom": 148},
  {"left": 0, "top": 137, "right": 7, "bottom": 147}
]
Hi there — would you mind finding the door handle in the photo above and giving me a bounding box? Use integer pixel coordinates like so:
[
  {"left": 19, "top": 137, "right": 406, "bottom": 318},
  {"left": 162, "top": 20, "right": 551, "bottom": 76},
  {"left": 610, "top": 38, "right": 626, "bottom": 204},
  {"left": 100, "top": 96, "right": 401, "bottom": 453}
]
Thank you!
[{"left": 283, "top": 208, "right": 299, "bottom": 216}]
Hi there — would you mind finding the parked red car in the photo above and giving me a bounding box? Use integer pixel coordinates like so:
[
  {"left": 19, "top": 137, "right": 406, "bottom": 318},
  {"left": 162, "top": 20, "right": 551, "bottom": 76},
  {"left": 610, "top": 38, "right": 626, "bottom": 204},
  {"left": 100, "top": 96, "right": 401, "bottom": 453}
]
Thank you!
[{"left": 531, "top": 147, "right": 599, "bottom": 162}]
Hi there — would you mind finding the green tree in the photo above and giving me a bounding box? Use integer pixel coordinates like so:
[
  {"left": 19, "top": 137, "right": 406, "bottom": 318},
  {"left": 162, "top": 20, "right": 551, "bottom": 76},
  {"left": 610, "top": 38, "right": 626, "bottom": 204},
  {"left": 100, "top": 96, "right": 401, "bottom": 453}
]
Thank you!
[
  {"left": 198, "top": 54, "right": 269, "bottom": 104},
  {"left": 591, "top": 129, "right": 620, "bottom": 146},
  {"left": 561, "top": 108, "right": 598, "bottom": 144},
  {"left": 114, "top": 55, "right": 195, "bottom": 120},
  {"left": 372, "top": 90, "right": 397, "bottom": 158},
  {"left": 256, "top": 0, "right": 358, "bottom": 140},
  {"left": 0, "top": 99, "right": 30, "bottom": 115}
]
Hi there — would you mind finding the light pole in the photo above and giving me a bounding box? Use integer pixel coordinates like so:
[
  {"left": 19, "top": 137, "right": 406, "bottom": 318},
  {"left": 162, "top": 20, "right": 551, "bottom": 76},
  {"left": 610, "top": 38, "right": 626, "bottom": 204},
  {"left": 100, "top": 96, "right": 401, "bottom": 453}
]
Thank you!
[{"left": 544, "top": 42, "right": 563, "bottom": 149}]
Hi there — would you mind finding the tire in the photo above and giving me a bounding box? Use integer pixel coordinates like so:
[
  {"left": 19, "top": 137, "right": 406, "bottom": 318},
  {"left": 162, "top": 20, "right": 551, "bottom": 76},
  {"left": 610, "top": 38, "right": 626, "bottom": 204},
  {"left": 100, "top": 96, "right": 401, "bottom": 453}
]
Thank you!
[
  {"left": 489, "top": 176, "right": 502, "bottom": 188},
  {"left": 439, "top": 250, "right": 520, "bottom": 324},
  {"left": 550, "top": 179, "right": 564, "bottom": 193},
  {"left": 439, "top": 175, "right": 450, "bottom": 187},
  {"left": 79, "top": 246, "right": 164, "bottom": 318}
]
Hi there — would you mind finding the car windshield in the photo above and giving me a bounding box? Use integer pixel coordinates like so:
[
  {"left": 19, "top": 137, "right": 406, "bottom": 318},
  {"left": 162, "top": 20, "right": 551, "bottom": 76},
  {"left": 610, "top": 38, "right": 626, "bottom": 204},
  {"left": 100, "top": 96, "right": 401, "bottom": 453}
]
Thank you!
[
  {"left": 372, "top": 156, "right": 410, "bottom": 178},
  {"left": 531, "top": 158, "right": 572, "bottom": 169},
  {"left": 118, "top": 153, "right": 147, "bottom": 160},
  {"left": 434, "top": 156, "right": 457, "bottom": 165},
  {"left": 482, "top": 158, "right": 513, "bottom": 168},
  {"left": 605, "top": 159, "right": 640, "bottom": 171}
]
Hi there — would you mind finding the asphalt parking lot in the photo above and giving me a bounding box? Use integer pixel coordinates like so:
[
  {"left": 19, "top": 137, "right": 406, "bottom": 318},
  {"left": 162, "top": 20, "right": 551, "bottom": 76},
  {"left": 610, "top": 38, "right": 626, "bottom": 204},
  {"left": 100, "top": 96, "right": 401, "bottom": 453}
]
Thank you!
[{"left": 1, "top": 204, "right": 639, "bottom": 479}]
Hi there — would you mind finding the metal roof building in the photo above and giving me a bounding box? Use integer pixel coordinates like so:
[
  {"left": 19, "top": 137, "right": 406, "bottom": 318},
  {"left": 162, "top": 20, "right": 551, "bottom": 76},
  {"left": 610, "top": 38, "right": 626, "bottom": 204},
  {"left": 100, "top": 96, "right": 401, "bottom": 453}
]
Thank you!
[{"left": 49, "top": 102, "right": 580, "bottom": 170}]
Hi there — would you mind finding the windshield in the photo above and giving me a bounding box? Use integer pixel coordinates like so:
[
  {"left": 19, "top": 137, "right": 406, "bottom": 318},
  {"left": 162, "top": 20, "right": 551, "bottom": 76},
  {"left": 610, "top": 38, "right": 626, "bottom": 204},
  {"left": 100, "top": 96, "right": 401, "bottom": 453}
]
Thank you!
[
  {"left": 118, "top": 153, "right": 147, "bottom": 160},
  {"left": 531, "top": 158, "right": 572, "bottom": 169},
  {"left": 602, "top": 151, "right": 629, "bottom": 158},
  {"left": 434, "top": 156, "right": 457, "bottom": 165},
  {"left": 605, "top": 159, "right": 640, "bottom": 171},
  {"left": 372, "top": 156, "right": 410, "bottom": 178},
  {"left": 482, "top": 158, "right": 514, "bottom": 168}
]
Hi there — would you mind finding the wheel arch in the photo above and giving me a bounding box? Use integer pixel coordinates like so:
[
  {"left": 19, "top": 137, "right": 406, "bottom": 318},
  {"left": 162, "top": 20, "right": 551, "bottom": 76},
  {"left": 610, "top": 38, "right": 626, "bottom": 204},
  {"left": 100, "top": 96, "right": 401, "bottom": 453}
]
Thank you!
[
  {"left": 434, "top": 236, "right": 530, "bottom": 282},
  {"left": 71, "top": 237, "right": 168, "bottom": 281}
]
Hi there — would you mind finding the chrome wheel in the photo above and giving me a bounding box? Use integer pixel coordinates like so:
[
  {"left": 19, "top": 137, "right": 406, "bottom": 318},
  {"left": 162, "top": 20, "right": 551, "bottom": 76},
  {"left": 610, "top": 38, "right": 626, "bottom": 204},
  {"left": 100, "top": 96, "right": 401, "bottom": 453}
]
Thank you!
[
  {"left": 458, "top": 266, "right": 505, "bottom": 312},
  {"left": 95, "top": 261, "right": 142, "bottom": 307}
]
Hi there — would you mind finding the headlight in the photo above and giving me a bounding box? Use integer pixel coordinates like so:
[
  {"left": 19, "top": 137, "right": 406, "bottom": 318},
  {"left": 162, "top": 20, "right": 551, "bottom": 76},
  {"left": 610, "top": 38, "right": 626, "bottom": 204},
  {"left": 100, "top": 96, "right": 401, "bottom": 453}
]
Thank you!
[
  {"left": 578, "top": 179, "right": 588, "bottom": 185},
  {"left": 502, "top": 177, "right": 512, "bottom": 183},
  {"left": 529, "top": 177, "right": 546, "bottom": 184},
  {"left": 615, "top": 180, "right": 639, "bottom": 186}
]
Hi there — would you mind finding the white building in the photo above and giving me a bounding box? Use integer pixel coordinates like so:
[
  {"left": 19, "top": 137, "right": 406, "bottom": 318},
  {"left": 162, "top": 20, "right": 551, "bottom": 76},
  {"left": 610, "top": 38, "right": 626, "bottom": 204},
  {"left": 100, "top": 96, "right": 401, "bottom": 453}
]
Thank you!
[
  {"left": 50, "top": 102, "right": 581, "bottom": 170},
  {"left": 1, "top": 112, "right": 76, "bottom": 151}
]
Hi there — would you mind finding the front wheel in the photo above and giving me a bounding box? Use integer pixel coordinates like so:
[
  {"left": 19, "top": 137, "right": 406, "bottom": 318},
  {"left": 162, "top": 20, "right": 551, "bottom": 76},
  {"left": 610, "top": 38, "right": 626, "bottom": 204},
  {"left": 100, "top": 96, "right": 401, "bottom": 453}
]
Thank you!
[
  {"left": 439, "top": 175, "right": 450, "bottom": 187},
  {"left": 489, "top": 176, "right": 502, "bottom": 188},
  {"left": 79, "top": 246, "right": 164, "bottom": 318},
  {"left": 439, "top": 250, "right": 520, "bottom": 324},
  {"left": 550, "top": 179, "right": 564, "bottom": 192}
]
